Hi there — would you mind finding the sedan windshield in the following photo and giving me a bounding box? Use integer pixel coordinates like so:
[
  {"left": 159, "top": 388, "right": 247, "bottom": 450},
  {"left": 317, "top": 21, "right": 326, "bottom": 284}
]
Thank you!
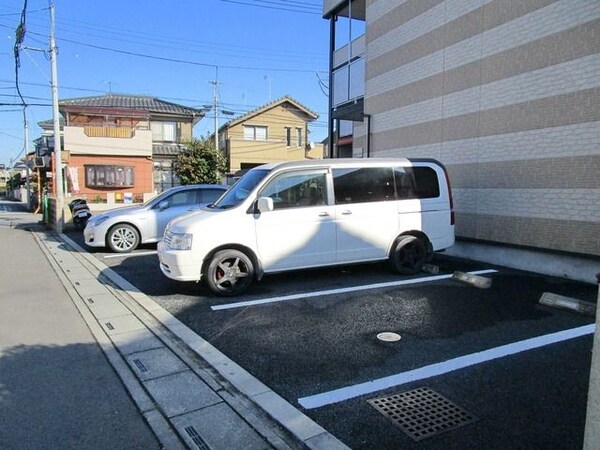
[{"left": 212, "top": 169, "right": 270, "bottom": 209}]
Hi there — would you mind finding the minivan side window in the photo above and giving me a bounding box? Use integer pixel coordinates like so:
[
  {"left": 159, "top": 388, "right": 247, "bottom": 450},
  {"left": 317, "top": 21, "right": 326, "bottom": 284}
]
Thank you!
[
  {"left": 259, "top": 171, "right": 327, "bottom": 209},
  {"left": 394, "top": 166, "right": 440, "bottom": 199},
  {"left": 333, "top": 167, "right": 395, "bottom": 204}
]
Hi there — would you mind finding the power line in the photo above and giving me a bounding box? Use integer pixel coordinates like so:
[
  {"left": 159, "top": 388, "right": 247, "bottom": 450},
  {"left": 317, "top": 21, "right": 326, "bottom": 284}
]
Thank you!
[
  {"left": 3, "top": 11, "right": 327, "bottom": 64},
  {"left": 219, "top": 0, "right": 321, "bottom": 15},
  {"left": 0, "top": 23, "right": 328, "bottom": 75},
  {"left": 57, "top": 36, "right": 327, "bottom": 74}
]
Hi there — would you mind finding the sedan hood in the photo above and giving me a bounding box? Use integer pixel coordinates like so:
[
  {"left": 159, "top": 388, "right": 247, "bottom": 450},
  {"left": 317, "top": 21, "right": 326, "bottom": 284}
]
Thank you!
[{"left": 88, "top": 205, "right": 145, "bottom": 223}]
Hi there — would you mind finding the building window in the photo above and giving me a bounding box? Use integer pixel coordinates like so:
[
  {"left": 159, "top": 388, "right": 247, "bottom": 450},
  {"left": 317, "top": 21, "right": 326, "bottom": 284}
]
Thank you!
[
  {"left": 85, "top": 165, "right": 134, "bottom": 188},
  {"left": 296, "top": 127, "right": 303, "bottom": 148},
  {"left": 151, "top": 121, "right": 177, "bottom": 142},
  {"left": 243, "top": 125, "right": 268, "bottom": 141},
  {"left": 153, "top": 160, "right": 179, "bottom": 193},
  {"left": 286, "top": 127, "right": 291, "bottom": 147}
]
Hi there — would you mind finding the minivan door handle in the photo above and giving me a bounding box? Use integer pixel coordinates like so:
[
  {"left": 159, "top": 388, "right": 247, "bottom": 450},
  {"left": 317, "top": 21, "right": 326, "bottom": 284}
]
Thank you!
[
  {"left": 341, "top": 210, "right": 352, "bottom": 215},
  {"left": 318, "top": 212, "right": 330, "bottom": 217}
]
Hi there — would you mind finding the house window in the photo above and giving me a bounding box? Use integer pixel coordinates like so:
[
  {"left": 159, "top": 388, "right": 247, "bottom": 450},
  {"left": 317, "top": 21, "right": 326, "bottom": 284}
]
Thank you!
[
  {"left": 296, "top": 127, "right": 303, "bottom": 148},
  {"left": 151, "top": 121, "right": 177, "bottom": 142},
  {"left": 85, "top": 165, "right": 134, "bottom": 188},
  {"left": 286, "top": 127, "right": 291, "bottom": 147},
  {"left": 243, "top": 125, "right": 268, "bottom": 141}
]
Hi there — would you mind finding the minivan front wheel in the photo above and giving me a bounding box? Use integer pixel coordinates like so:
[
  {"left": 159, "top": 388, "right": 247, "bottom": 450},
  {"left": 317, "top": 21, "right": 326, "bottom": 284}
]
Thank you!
[
  {"left": 205, "top": 249, "right": 254, "bottom": 296},
  {"left": 390, "top": 235, "right": 427, "bottom": 274}
]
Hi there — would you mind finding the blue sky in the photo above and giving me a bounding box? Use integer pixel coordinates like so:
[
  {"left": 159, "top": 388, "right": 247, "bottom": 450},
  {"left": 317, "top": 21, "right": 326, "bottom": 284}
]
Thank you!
[{"left": 0, "top": 0, "right": 329, "bottom": 168}]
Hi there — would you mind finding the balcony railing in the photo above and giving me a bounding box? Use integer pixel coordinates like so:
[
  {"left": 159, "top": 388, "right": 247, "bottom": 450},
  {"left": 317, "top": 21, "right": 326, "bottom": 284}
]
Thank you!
[
  {"left": 332, "top": 34, "right": 365, "bottom": 108},
  {"left": 83, "top": 126, "right": 135, "bottom": 138}
]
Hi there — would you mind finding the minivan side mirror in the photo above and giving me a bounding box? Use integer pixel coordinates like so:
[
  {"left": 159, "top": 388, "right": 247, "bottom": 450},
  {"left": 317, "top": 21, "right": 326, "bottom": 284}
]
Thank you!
[{"left": 257, "top": 197, "right": 274, "bottom": 213}]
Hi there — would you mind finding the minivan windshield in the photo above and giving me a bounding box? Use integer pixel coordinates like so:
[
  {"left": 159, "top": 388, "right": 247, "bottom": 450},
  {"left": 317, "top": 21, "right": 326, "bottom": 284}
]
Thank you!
[{"left": 211, "top": 169, "right": 270, "bottom": 209}]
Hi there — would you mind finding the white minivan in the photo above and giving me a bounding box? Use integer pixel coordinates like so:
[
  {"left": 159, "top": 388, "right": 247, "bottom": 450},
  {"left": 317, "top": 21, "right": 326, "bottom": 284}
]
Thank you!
[{"left": 157, "top": 158, "right": 455, "bottom": 296}]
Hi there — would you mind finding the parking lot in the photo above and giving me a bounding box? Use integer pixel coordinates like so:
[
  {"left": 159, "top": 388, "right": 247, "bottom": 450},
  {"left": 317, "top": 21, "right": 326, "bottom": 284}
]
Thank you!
[{"left": 66, "top": 230, "right": 597, "bottom": 449}]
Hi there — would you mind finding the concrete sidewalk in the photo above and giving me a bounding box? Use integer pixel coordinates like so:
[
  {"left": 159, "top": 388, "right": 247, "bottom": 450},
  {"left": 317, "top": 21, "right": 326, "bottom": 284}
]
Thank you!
[
  {"left": 0, "top": 211, "right": 162, "bottom": 449},
  {"left": 0, "top": 203, "right": 348, "bottom": 450}
]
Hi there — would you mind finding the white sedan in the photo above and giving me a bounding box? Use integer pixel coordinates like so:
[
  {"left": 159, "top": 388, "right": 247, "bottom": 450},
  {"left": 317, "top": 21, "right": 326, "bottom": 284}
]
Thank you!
[{"left": 84, "top": 184, "right": 227, "bottom": 253}]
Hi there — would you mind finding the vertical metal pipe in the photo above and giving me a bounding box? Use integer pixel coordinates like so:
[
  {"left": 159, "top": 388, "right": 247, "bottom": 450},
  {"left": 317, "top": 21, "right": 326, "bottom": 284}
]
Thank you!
[{"left": 328, "top": 14, "right": 335, "bottom": 158}]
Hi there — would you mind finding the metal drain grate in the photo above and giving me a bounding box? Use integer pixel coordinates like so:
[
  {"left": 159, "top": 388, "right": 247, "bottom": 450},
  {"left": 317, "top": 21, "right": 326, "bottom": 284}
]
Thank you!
[
  {"left": 132, "top": 359, "right": 148, "bottom": 373},
  {"left": 184, "top": 426, "right": 210, "bottom": 450},
  {"left": 368, "top": 387, "right": 477, "bottom": 441}
]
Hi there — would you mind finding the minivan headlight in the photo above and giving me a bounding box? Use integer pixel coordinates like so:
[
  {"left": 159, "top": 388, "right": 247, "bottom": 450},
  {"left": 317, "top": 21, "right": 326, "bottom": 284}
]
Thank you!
[{"left": 167, "top": 233, "right": 193, "bottom": 250}]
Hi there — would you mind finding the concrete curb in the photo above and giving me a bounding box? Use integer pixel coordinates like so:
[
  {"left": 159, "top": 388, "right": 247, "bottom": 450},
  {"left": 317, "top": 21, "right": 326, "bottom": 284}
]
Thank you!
[
  {"left": 33, "top": 231, "right": 186, "bottom": 450},
  {"left": 56, "top": 232, "right": 350, "bottom": 449}
]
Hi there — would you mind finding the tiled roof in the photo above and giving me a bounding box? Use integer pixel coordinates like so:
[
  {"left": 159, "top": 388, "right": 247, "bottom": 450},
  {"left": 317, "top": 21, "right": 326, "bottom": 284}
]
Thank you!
[
  {"left": 221, "top": 95, "right": 318, "bottom": 131},
  {"left": 38, "top": 118, "right": 64, "bottom": 129},
  {"left": 59, "top": 94, "right": 205, "bottom": 117},
  {"left": 153, "top": 143, "right": 186, "bottom": 156}
]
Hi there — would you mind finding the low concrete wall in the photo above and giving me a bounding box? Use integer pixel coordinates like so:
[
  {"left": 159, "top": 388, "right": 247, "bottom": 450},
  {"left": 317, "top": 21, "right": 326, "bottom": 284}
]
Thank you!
[
  {"left": 68, "top": 191, "right": 156, "bottom": 213},
  {"left": 445, "top": 240, "right": 599, "bottom": 285}
]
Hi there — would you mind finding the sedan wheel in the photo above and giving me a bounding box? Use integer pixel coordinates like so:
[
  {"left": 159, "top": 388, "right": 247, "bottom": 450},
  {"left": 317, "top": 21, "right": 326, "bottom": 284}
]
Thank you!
[
  {"left": 107, "top": 224, "right": 140, "bottom": 253},
  {"left": 205, "top": 249, "right": 254, "bottom": 296}
]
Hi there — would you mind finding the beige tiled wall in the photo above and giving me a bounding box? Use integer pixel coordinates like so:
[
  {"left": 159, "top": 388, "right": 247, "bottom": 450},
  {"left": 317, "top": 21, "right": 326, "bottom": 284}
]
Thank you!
[{"left": 362, "top": 0, "right": 600, "bottom": 256}]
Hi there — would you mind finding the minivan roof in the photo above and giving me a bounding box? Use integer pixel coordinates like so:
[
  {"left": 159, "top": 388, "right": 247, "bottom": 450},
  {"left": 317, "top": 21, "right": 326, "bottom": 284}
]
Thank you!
[{"left": 254, "top": 158, "right": 442, "bottom": 172}]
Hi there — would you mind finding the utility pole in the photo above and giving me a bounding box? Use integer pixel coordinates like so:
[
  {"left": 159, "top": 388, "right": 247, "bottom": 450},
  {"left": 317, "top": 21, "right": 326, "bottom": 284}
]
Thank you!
[
  {"left": 209, "top": 67, "right": 220, "bottom": 151},
  {"left": 49, "top": 2, "right": 64, "bottom": 232},
  {"left": 23, "top": 108, "right": 31, "bottom": 210}
]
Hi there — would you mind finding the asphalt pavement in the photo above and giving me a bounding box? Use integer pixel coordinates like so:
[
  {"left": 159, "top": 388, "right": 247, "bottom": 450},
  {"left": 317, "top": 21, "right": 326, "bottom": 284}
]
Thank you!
[
  {"left": 2, "top": 198, "right": 598, "bottom": 449},
  {"left": 0, "top": 199, "right": 346, "bottom": 450},
  {"left": 0, "top": 201, "right": 162, "bottom": 450}
]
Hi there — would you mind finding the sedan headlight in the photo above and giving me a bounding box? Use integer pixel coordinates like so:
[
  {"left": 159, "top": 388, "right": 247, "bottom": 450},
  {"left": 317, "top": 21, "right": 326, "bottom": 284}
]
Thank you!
[
  {"left": 167, "top": 233, "right": 193, "bottom": 251},
  {"left": 90, "top": 215, "right": 109, "bottom": 227}
]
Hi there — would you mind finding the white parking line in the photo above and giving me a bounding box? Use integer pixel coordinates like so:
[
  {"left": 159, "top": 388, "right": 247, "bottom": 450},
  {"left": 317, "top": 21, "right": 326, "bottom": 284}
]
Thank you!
[
  {"left": 211, "top": 269, "right": 498, "bottom": 311},
  {"left": 103, "top": 251, "right": 158, "bottom": 259},
  {"left": 298, "top": 323, "right": 596, "bottom": 409}
]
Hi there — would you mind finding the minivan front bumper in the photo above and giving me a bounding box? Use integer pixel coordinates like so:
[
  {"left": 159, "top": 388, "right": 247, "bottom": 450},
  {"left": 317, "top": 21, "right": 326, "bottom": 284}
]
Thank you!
[{"left": 157, "top": 241, "right": 202, "bottom": 282}]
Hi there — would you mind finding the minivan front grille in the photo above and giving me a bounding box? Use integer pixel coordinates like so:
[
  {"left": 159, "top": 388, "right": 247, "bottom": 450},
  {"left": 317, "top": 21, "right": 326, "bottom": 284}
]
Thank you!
[{"left": 163, "top": 229, "right": 173, "bottom": 246}]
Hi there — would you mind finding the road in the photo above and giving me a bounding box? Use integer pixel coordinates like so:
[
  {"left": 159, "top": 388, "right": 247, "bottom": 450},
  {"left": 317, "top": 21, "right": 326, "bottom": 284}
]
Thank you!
[{"left": 66, "top": 228, "right": 597, "bottom": 449}]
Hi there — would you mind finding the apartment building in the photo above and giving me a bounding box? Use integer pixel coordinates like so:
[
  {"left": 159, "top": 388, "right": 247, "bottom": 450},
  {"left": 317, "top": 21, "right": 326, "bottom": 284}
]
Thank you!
[{"left": 323, "top": 0, "right": 599, "bottom": 272}]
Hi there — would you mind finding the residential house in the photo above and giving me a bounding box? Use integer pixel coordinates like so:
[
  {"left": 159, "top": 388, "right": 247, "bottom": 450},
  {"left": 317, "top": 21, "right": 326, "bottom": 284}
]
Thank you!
[
  {"left": 217, "top": 96, "right": 324, "bottom": 177},
  {"left": 49, "top": 94, "right": 204, "bottom": 204},
  {"left": 323, "top": 0, "right": 599, "bottom": 276}
]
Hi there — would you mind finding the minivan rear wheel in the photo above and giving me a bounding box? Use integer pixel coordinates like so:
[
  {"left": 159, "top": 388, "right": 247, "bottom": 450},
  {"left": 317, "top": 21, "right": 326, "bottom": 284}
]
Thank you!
[
  {"left": 390, "top": 235, "right": 427, "bottom": 274},
  {"left": 205, "top": 249, "right": 254, "bottom": 296}
]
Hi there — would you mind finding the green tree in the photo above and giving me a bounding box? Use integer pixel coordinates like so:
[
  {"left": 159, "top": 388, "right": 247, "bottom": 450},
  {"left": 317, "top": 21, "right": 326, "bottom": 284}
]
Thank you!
[{"left": 173, "top": 139, "right": 227, "bottom": 185}]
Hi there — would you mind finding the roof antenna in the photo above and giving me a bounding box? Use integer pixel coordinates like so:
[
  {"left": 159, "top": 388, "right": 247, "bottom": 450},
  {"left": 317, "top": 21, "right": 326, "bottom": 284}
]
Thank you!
[{"left": 102, "top": 80, "right": 112, "bottom": 94}]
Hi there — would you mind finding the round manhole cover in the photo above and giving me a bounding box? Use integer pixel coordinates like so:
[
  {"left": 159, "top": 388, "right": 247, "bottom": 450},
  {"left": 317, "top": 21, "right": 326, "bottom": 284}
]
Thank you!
[{"left": 377, "top": 332, "right": 402, "bottom": 342}]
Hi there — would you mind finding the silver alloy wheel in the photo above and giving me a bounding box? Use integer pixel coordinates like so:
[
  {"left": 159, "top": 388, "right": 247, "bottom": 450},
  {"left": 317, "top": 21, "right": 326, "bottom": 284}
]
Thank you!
[{"left": 107, "top": 224, "right": 139, "bottom": 253}]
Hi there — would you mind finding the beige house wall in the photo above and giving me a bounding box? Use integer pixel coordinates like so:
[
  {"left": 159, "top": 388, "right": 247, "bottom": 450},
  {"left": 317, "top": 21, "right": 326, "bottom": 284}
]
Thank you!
[
  {"left": 227, "top": 104, "right": 318, "bottom": 172},
  {"left": 179, "top": 121, "right": 193, "bottom": 141},
  {"left": 362, "top": 0, "right": 600, "bottom": 256},
  {"left": 64, "top": 126, "right": 153, "bottom": 157}
]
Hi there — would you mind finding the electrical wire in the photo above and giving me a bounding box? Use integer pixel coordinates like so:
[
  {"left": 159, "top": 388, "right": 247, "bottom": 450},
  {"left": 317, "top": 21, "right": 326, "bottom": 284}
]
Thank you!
[{"left": 219, "top": 0, "right": 321, "bottom": 15}]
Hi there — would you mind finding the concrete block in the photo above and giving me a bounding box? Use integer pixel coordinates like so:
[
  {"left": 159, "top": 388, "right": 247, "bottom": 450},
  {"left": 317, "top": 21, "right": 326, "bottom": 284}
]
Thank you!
[
  {"left": 172, "top": 403, "right": 269, "bottom": 450},
  {"left": 126, "top": 347, "right": 188, "bottom": 381},
  {"left": 109, "top": 329, "right": 164, "bottom": 356},
  {"left": 452, "top": 271, "right": 492, "bottom": 289},
  {"left": 144, "top": 371, "right": 221, "bottom": 418},
  {"left": 539, "top": 292, "right": 597, "bottom": 317}
]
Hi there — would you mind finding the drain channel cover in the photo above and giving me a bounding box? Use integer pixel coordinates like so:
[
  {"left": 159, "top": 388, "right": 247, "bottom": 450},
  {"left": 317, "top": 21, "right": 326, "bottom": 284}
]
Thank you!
[{"left": 368, "top": 387, "right": 477, "bottom": 441}]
